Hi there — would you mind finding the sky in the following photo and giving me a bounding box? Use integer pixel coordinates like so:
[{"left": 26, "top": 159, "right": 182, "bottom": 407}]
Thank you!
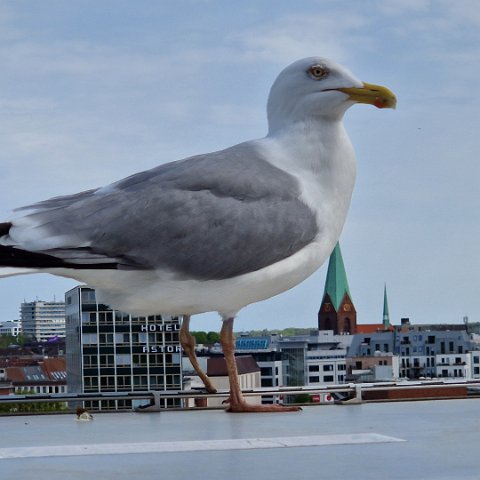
[{"left": 0, "top": 0, "right": 479, "bottom": 332}]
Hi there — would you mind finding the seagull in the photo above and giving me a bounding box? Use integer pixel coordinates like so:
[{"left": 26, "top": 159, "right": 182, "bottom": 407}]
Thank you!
[{"left": 0, "top": 57, "right": 396, "bottom": 412}]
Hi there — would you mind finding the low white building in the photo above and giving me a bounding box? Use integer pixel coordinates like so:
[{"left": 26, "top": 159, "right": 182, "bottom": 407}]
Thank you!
[
  {"left": 280, "top": 330, "right": 352, "bottom": 387},
  {"left": 207, "top": 356, "right": 262, "bottom": 407},
  {"left": 435, "top": 353, "right": 472, "bottom": 379},
  {"left": 0, "top": 320, "right": 22, "bottom": 337}
]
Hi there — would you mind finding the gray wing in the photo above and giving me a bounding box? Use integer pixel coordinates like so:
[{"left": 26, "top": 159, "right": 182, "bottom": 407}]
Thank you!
[{"left": 13, "top": 142, "right": 319, "bottom": 280}]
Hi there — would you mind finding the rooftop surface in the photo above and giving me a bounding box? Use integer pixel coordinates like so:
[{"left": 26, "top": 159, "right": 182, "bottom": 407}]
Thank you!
[{"left": 2, "top": 398, "right": 480, "bottom": 480}]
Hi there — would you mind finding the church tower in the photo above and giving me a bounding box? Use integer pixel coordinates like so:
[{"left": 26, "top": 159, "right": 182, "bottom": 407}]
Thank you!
[
  {"left": 383, "top": 283, "right": 391, "bottom": 328},
  {"left": 318, "top": 243, "right": 357, "bottom": 334}
]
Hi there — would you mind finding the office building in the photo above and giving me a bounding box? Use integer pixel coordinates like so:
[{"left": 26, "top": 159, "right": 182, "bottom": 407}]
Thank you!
[
  {"left": 65, "top": 286, "right": 182, "bottom": 411},
  {"left": 20, "top": 300, "right": 65, "bottom": 342}
]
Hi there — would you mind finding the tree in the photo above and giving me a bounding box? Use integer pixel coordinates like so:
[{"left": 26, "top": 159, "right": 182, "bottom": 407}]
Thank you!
[
  {"left": 191, "top": 331, "right": 208, "bottom": 344},
  {"left": 0, "top": 333, "right": 29, "bottom": 348},
  {"left": 206, "top": 331, "right": 220, "bottom": 344}
]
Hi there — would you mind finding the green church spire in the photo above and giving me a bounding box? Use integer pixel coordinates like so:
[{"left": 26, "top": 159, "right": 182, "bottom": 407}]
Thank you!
[
  {"left": 383, "top": 283, "right": 390, "bottom": 327},
  {"left": 323, "top": 242, "right": 351, "bottom": 311}
]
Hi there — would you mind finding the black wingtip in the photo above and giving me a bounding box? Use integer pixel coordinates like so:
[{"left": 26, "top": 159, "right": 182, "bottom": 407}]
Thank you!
[
  {"left": 0, "top": 222, "right": 12, "bottom": 237},
  {"left": 0, "top": 244, "right": 121, "bottom": 270}
]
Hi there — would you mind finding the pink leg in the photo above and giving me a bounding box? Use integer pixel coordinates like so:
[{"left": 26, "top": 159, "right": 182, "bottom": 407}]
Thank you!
[
  {"left": 220, "top": 317, "right": 301, "bottom": 413},
  {"left": 180, "top": 315, "right": 217, "bottom": 394}
]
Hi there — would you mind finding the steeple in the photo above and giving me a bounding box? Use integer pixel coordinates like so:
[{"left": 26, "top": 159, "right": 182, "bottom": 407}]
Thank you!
[
  {"left": 318, "top": 242, "right": 356, "bottom": 334},
  {"left": 383, "top": 283, "right": 390, "bottom": 327},
  {"left": 322, "top": 242, "right": 352, "bottom": 310}
]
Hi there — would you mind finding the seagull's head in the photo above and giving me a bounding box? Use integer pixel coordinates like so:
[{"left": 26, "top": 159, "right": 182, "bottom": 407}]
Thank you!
[{"left": 267, "top": 57, "right": 396, "bottom": 134}]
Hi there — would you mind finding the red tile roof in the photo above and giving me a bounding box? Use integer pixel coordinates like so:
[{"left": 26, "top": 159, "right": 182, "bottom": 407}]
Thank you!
[{"left": 356, "top": 324, "right": 394, "bottom": 334}]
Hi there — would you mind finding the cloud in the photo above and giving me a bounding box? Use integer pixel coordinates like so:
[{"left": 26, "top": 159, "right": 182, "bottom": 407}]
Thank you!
[
  {"left": 378, "top": 0, "right": 430, "bottom": 15},
  {"left": 229, "top": 13, "right": 371, "bottom": 65}
]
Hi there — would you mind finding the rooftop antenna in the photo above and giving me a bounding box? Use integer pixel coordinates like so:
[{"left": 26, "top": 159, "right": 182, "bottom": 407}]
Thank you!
[{"left": 463, "top": 316, "right": 469, "bottom": 334}]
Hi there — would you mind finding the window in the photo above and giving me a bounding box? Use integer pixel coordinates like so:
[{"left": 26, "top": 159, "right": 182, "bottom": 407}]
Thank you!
[
  {"left": 81, "top": 290, "right": 96, "bottom": 304},
  {"left": 100, "top": 376, "right": 116, "bottom": 391},
  {"left": 115, "top": 312, "right": 130, "bottom": 325},
  {"left": 132, "top": 354, "right": 148, "bottom": 367},
  {"left": 261, "top": 367, "right": 273, "bottom": 376},
  {"left": 133, "top": 375, "right": 148, "bottom": 390},
  {"left": 84, "top": 377, "right": 99, "bottom": 391},
  {"left": 99, "top": 355, "right": 114, "bottom": 367},
  {"left": 98, "top": 312, "right": 113, "bottom": 324},
  {"left": 309, "top": 376, "right": 320, "bottom": 383},
  {"left": 82, "top": 333, "right": 98, "bottom": 345},
  {"left": 117, "top": 376, "right": 132, "bottom": 390},
  {"left": 308, "top": 365, "right": 320, "bottom": 372},
  {"left": 149, "top": 375, "right": 164, "bottom": 389},
  {"left": 115, "top": 333, "right": 130, "bottom": 344},
  {"left": 99, "top": 333, "right": 114, "bottom": 345},
  {"left": 148, "top": 354, "right": 163, "bottom": 366},
  {"left": 131, "top": 333, "right": 147, "bottom": 344},
  {"left": 323, "top": 375, "right": 334, "bottom": 382},
  {"left": 116, "top": 354, "right": 131, "bottom": 366},
  {"left": 323, "top": 364, "right": 334, "bottom": 372},
  {"left": 83, "top": 355, "right": 98, "bottom": 367}
]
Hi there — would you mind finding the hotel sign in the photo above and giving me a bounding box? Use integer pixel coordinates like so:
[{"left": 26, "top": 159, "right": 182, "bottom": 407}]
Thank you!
[
  {"left": 133, "top": 322, "right": 182, "bottom": 354},
  {"left": 142, "top": 345, "right": 182, "bottom": 353},
  {"left": 134, "top": 324, "right": 180, "bottom": 332}
]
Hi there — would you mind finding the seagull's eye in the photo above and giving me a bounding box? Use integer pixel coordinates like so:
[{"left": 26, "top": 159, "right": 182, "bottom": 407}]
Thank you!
[{"left": 308, "top": 64, "right": 329, "bottom": 80}]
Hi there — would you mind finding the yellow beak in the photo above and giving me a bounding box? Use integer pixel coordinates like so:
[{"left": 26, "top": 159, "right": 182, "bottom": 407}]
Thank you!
[{"left": 337, "top": 82, "right": 397, "bottom": 109}]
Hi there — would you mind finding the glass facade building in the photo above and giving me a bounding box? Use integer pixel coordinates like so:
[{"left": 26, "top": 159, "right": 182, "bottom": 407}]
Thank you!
[{"left": 65, "top": 286, "right": 182, "bottom": 411}]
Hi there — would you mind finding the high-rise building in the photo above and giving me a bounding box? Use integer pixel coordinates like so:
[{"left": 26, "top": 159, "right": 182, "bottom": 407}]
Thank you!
[
  {"left": 20, "top": 300, "right": 65, "bottom": 342},
  {"left": 65, "top": 286, "right": 183, "bottom": 411}
]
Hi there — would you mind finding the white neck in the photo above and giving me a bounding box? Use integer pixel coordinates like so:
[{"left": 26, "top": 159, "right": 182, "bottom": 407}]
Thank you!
[{"left": 255, "top": 118, "right": 357, "bottom": 244}]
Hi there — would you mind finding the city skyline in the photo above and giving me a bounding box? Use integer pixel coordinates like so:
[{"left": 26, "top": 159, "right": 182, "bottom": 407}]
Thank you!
[{"left": 0, "top": 1, "right": 479, "bottom": 331}]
